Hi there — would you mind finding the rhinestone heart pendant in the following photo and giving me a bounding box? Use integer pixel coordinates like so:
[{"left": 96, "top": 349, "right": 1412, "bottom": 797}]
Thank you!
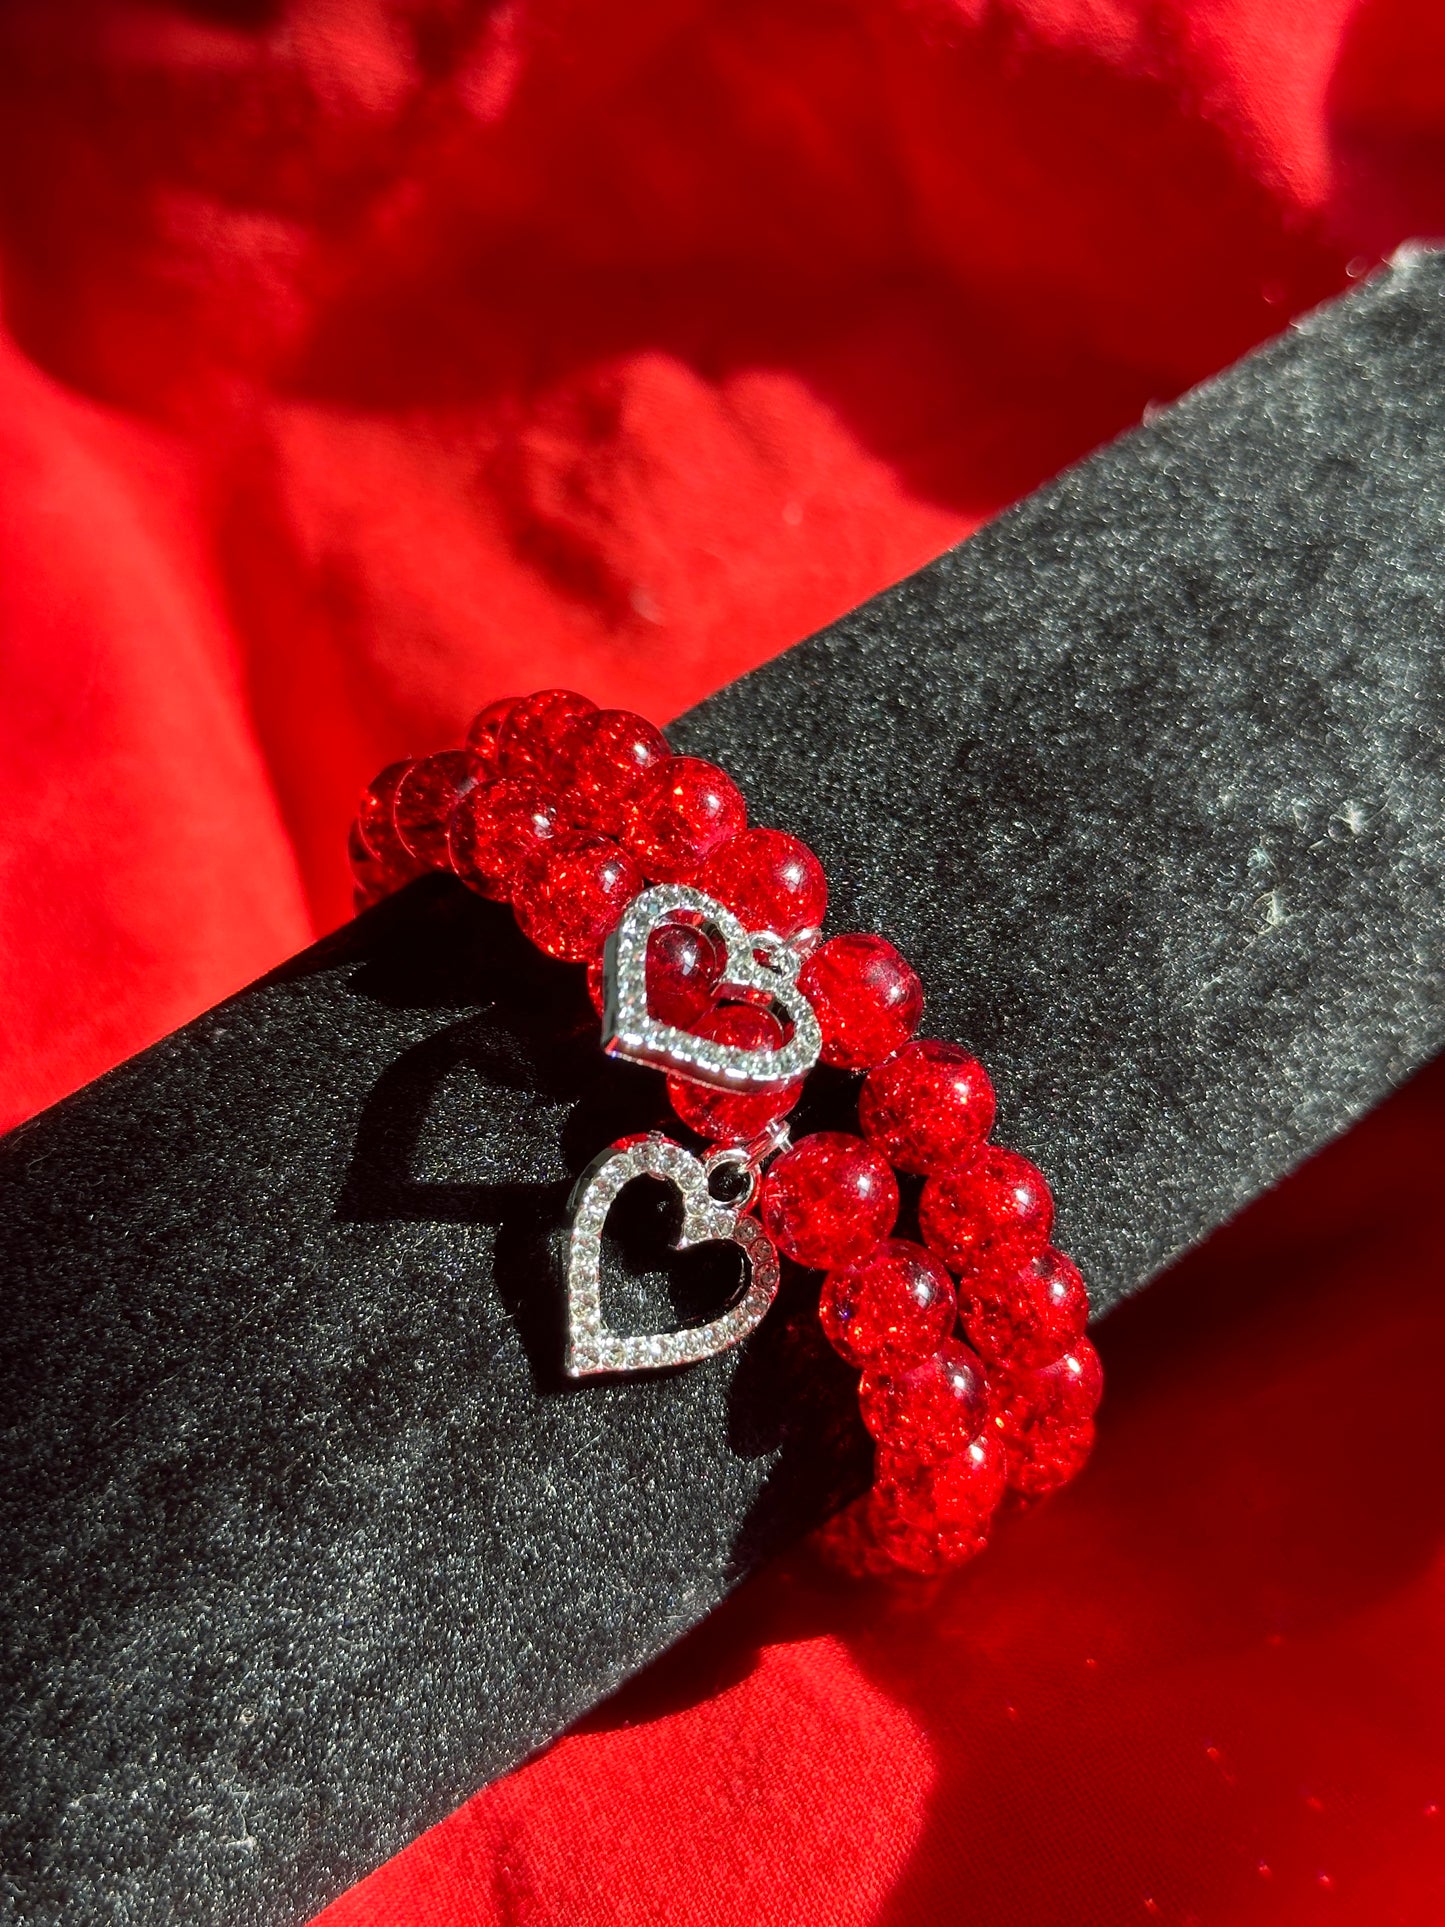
[
  {"left": 563, "top": 1134, "right": 781, "bottom": 1378},
  {"left": 601, "top": 884, "right": 822, "bottom": 1093}
]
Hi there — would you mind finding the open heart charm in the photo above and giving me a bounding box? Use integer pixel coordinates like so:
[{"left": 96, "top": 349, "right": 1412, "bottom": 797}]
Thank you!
[
  {"left": 563, "top": 1134, "right": 781, "bottom": 1378},
  {"left": 600, "top": 884, "right": 822, "bottom": 1093}
]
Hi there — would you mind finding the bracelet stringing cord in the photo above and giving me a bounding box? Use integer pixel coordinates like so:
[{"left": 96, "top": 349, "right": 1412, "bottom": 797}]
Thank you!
[{"left": 350, "top": 689, "right": 1102, "bottom": 1578}]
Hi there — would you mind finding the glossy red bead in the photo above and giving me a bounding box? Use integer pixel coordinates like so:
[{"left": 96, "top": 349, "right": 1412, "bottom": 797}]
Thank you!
[
  {"left": 667, "top": 1005, "right": 804, "bottom": 1145},
  {"left": 348, "top": 820, "right": 396, "bottom": 911},
  {"left": 1002, "top": 1338, "right": 1103, "bottom": 1425},
  {"left": 919, "top": 1145, "right": 1054, "bottom": 1277},
  {"left": 1008, "top": 1415, "right": 1096, "bottom": 1499},
  {"left": 799, "top": 934, "right": 923, "bottom": 1070},
  {"left": 758, "top": 1132, "right": 899, "bottom": 1269},
  {"left": 962, "top": 1247, "right": 1090, "bottom": 1369},
  {"left": 464, "top": 697, "right": 518, "bottom": 777},
  {"left": 868, "top": 1430, "right": 1007, "bottom": 1571},
  {"left": 623, "top": 756, "right": 747, "bottom": 883},
  {"left": 356, "top": 760, "right": 414, "bottom": 862},
  {"left": 569, "top": 709, "right": 672, "bottom": 833},
  {"left": 818, "top": 1238, "right": 955, "bottom": 1370},
  {"left": 699, "top": 827, "right": 827, "bottom": 940},
  {"left": 393, "top": 750, "right": 481, "bottom": 866},
  {"left": 587, "top": 921, "right": 724, "bottom": 1027},
  {"left": 355, "top": 764, "right": 431, "bottom": 910},
  {"left": 513, "top": 838, "right": 642, "bottom": 962},
  {"left": 497, "top": 689, "right": 598, "bottom": 781},
  {"left": 992, "top": 1338, "right": 1103, "bottom": 1496},
  {"left": 349, "top": 812, "right": 414, "bottom": 887},
  {"left": 860, "top": 1039, "right": 995, "bottom": 1175},
  {"left": 858, "top": 1337, "right": 989, "bottom": 1465},
  {"left": 448, "top": 778, "right": 574, "bottom": 901}
]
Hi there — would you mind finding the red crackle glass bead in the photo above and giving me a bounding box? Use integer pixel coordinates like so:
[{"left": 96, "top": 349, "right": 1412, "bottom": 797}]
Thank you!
[
  {"left": 992, "top": 1338, "right": 1103, "bottom": 1497},
  {"left": 355, "top": 765, "right": 430, "bottom": 905},
  {"left": 356, "top": 760, "right": 415, "bottom": 863},
  {"left": 448, "top": 778, "right": 574, "bottom": 901},
  {"left": 757, "top": 1132, "right": 899, "bottom": 1269},
  {"left": 812, "top": 1496, "right": 898, "bottom": 1580},
  {"left": 349, "top": 816, "right": 416, "bottom": 892},
  {"left": 622, "top": 756, "right": 747, "bottom": 883},
  {"left": 497, "top": 689, "right": 599, "bottom": 781},
  {"left": 587, "top": 920, "right": 724, "bottom": 1026},
  {"left": 464, "top": 697, "right": 518, "bottom": 778},
  {"left": 858, "top": 1337, "right": 989, "bottom": 1464},
  {"left": 1005, "top": 1415, "right": 1096, "bottom": 1499},
  {"left": 393, "top": 750, "right": 481, "bottom": 867},
  {"left": 860, "top": 1039, "right": 995, "bottom": 1175},
  {"left": 799, "top": 933, "right": 923, "bottom": 1070},
  {"left": 698, "top": 827, "right": 827, "bottom": 941},
  {"left": 864, "top": 1506, "right": 977, "bottom": 1577},
  {"left": 876, "top": 1431, "right": 1007, "bottom": 1530},
  {"left": 667, "top": 1005, "right": 804, "bottom": 1145},
  {"left": 818, "top": 1238, "right": 955, "bottom": 1370},
  {"left": 920, "top": 1145, "right": 1054, "bottom": 1277},
  {"left": 962, "top": 1247, "right": 1090, "bottom": 1369},
  {"left": 998, "top": 1338, "right": 1104, "bottom": 1427},
  {"left": 868, "top": 1430, "right": 1008, "bottom": 1571},
  {"left": 349, "top": 820, "right": 395, "bottom": 911},
  {"left": 514, "top": 837, "right": 642, "bottom": 963},
  {"left": 569, "top": 709, "right": 671, "bottom": 833}
]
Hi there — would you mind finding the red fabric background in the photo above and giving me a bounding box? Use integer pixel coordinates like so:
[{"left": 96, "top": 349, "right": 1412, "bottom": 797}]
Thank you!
[{"left": 2, "top": 1, "right": 1444, "bottom": 1920}]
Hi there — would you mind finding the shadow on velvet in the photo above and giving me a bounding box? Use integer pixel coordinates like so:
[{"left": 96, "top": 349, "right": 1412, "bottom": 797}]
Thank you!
[{"left": 331, "top": 874, "right": 869, "bottom": 1571}]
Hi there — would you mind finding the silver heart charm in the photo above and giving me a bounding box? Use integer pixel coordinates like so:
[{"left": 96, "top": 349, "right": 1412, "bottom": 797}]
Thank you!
[
  {"left": 600, "top": 884, "right": 822, "bottom": 1093},
  {"left": 563, "top": 1134, "right": 781, "bottom": 1378}
]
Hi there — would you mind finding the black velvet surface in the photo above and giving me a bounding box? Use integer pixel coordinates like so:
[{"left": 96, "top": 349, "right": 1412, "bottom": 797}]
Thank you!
[{"left": 4, "top": 249, "right": 1445, "bottom": 1925}]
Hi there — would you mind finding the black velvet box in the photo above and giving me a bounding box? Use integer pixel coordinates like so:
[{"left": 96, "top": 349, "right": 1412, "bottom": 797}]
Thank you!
[{"left": 5, "top": 250, "right": 1445, "bottom": 1927}]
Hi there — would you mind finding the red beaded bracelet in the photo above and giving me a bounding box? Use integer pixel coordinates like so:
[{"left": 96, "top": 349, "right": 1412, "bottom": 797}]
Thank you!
[{"left": 350, "top": 689, "right": 1102, "bottom": 1579}]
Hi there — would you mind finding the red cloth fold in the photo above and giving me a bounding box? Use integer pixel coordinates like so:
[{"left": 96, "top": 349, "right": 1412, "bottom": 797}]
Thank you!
[{"left": 2, "top": 2, "right": 1443, "bottom": 1920}]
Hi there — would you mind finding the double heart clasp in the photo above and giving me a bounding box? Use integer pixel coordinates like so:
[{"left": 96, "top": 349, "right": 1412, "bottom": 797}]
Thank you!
[
  {"left": 598, "top": 884, "right": 822, "bottom": 1094},
  {"left": 563, "top": 885, "right": 819, "bottom": 1379}
]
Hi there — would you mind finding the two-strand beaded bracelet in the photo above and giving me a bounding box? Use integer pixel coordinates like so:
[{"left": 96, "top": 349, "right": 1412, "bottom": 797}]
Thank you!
[{"left": 349, "top": 689, "right": 1102, "bottom": 1578}]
